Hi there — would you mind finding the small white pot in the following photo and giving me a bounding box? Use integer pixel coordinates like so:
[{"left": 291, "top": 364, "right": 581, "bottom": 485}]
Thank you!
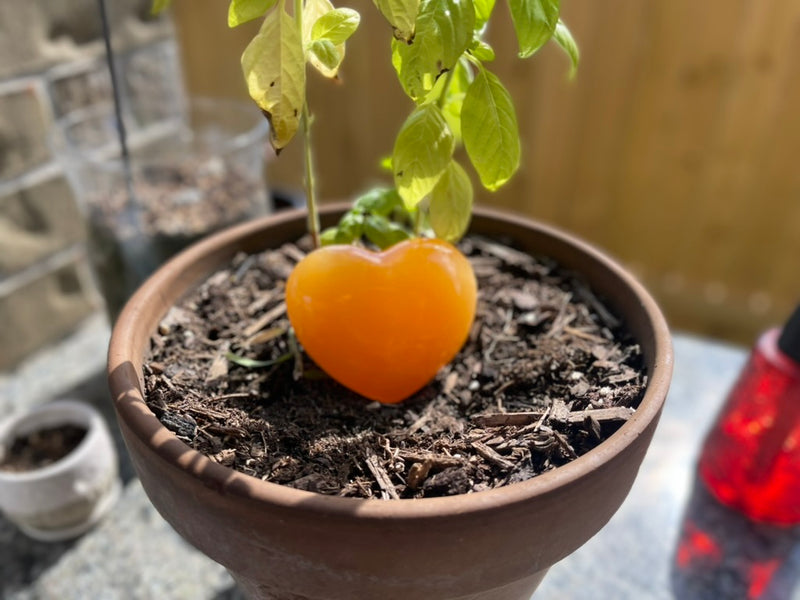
[{"left": 0, "top": 400, "right": 120, "bottom": 542}]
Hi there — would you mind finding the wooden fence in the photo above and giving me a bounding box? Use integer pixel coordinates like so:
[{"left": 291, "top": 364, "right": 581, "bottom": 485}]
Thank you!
[{"left": 172, "top": 0, "right": 800, "bottom": 344}]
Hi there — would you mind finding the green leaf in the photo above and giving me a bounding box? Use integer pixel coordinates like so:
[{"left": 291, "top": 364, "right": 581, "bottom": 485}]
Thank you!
[
  {"left": 461, "top": 66, "right": 520, "bottom": 190},
  {"left": 553, "top": 19, "right": 579, "bottom": 78},
  {"left": 303, "top": 0, "right": 346, "bottom": 77},
  {"left": 393, "top": 104, "right": 455, "bottom": 208},
  {"left": 150, "top": 0, "right": 172, "bottom": 15},
  {"left": 373, "top": 0, "right": 420, "bottom": 43},
  {"left": 363, "top": 215, "right": 413, "bottom": 249},
  {"left": 242, "top": 6, "right": 306, "bottom": 150},
  {"left": 308, "top": 39, "right": 342, "bottom": 71},
  {"left": 391, "top": 0, "right": 475, "bottom": 102},
  {"left": 508, "top": 0, "right": 559, "bottom": 58},
  {"left": 320, "top": 227, "right": 340, "bottom": 245},
  {"left": 429, "top": 160, "right": 473, "bottom": 241},
  {"left": 469, "top": 39, "right": 495, "bottom": 62},
  {"left": 353, "top": 188, "right": 404, "bottom": 217},
  {"left": 228, "top": 0, "right": 276, "bottom": 27},
  {"left": 226, "top": 351, "right": 292, "bottom": 368},
  {"left": 334, "top": 211, "right": 365, "bottom": 243},
  {"left": 311, "top": 7, "right": 360, "bottom": 44},
  {"left": 473, "top": 0, "right": 495, "bottom": 29}
]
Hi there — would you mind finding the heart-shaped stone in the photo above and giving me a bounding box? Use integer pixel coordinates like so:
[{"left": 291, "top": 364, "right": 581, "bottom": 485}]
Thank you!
[{"left": 286, "top": 238, "right": 477, "bottom": 403}]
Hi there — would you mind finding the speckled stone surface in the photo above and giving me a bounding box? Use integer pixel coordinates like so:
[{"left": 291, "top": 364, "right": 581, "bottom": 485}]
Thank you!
[{"left": 2, "top": 318, "right": 799, "bottom": 599}]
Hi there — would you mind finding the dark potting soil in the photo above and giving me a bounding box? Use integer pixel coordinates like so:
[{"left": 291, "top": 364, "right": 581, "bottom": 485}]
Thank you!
[
  {"left": 144, "top": 235, "right": 647, "bottom": 499},
  {"left": 0, "top": 425, "right": 87, "bottom": 473}
]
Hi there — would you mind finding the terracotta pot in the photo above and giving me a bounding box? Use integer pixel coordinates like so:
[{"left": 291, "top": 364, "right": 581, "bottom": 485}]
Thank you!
[
  {"left": 108, "top": 205, "right": 673, "bottom": 599},
  {"left": 0, "top": 400, "right": 121, "bottom": 542}
]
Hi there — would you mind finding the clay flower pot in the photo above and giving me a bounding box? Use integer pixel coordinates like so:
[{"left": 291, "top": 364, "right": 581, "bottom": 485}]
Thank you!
[
  {"left": 108, "top": 205, "right": 673, "bottom": 599},
  {"left": 0, "top": 400, "right": 120, "bottom": 542}
]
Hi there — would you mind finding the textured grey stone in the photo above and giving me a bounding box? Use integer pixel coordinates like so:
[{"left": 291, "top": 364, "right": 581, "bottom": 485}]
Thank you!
[
  {"left": 0, "top": 0, "right": 173, "bottom": 80},
  {"left": 0, "top": 250, "right": 98, "bottom": 369},
  {"left": 26, "top": 480, "right": 234, "bottom": 600},
  {"left": 0, "top": 80, "right": 52, "bottom": 180},
  {"left": 0, "top": 172, "right": 85, "bottom": 276}
]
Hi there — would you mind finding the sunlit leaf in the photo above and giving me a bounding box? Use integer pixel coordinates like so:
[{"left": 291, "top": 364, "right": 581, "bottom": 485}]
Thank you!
[
  {"left": 508, "top": 0, "right": 559, "bottom": 58},
  {"left": 393, "top": 103, "right": 454, "bottom": 208},
  {"left": 303, "top": 0, "right": 345, "bottom": 77},
  {"left": 429, "top": 160, "right": 473, "bottom": 241},
  {"left": 473, "top": 0, "right": 495, "bottom": 29},
  {"left": 469, "top": 38, "right": 495, "bottom": 62},
  {"left": 391, "top": 0, "right": 475, "bottom": 102},
  {"left": 228, "top": 0, "right": 276, "bottom": 27},
  {"left": 241, "top": 6, "right": 306, "bottom": 150},
  {"left": 311, "top": 7, "right": 360, "bottom": 44},
  {"left": 553, "top": 19, "right": 579, "bottom": 78},
  {"left": 373, "top": 0, "right": 420, "bottom": 43},
  {"left": 308, "top": 39, "right": 342, "bottom": 71},
  {"left": 461, "top": 66, "right": 520, "bottom": 190}
]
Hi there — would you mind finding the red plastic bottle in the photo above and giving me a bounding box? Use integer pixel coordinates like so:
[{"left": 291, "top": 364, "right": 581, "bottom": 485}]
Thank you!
[{"left": 698, "top": 305, "right": 800, "bottom": 525}]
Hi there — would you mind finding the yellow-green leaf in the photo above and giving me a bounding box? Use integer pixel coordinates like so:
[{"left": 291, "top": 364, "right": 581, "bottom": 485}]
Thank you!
[
  {"left": 473, "top": 0, "right": 495, "bottom": 29},
  {"left": 308, "top": 39, "right": 342, "bottom": 71},
  {"left": 150, "top": 0, "right": 172, "bottom": 15},
  {"left": 461, "top": 66, "right": 520, "bottom": 190},
  {"left": 311, "top": 8, "right": 360, "bottom": 44},
  {"left": 228, "top": 0, "right": 276, "bottom": 27},
  {"left": 393, "top": 104, "right": 454, "bottom": 208},
  {"left": 241, "top": 7, "right": 306, "bottom": 150},
  {"left": 553, "top": 19, "right": 579, "bottom": 78},
  {"left": 508, "top": 0, "right": 559, "bottom": 58},
  {"left": 373, "top": 0, "right": 420, "bottom": 43},
  {"left": 429, "top": 160, "right": 473, "bottom": 241},
  {"left": 303, "top": 0, "right": 346, "bottom": 77},
  {"left": 391, "top": 0, "right": 475, "bottom": 102}
]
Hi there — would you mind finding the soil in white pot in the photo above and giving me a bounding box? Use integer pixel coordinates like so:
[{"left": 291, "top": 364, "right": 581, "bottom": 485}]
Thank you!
[
  {"left": 144, "top": 235, "right": 646, "bottom": 499},
  {"left": 0, "top": 425, "right": 87, "bottom": 473}
]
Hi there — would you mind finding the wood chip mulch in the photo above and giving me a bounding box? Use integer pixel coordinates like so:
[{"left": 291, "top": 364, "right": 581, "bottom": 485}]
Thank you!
[{"left": 144, "top": 235, "right": 647, "bottom": 499}]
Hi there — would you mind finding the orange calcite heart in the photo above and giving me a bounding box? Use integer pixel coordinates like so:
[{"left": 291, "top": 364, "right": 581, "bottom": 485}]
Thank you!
[{"left": 286, "top": 238, "right": 477, "bottom": 404}]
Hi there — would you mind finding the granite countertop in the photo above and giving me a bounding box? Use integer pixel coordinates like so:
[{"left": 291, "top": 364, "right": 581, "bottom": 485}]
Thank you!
[{"left": 2, "top": 314, "right": 799, "bottom": 599}]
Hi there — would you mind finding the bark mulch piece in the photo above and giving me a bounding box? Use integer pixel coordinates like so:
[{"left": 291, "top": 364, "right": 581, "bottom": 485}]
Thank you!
[{"left": 144, "top": 235, "right": 646, "bottom": 499}]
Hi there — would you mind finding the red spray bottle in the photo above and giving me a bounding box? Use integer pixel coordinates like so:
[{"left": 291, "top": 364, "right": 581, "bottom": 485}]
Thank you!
[{"left": 698, "top": 304, "right": 800, "bottom": 525}]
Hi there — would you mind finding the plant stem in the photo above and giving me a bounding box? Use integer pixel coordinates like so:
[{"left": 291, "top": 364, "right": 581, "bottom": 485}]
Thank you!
[
  {"left": 294, "top": 0, "right": 321, "bottom": 248},
  {"left": 437, "top": 68, "right": 456, "bottom": 109},
  {"left": 302, "top": 103, "right": 321, "bottom": 248}
]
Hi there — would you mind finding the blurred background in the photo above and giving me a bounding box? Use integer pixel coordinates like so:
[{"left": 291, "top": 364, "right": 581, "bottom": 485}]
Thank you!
[{"left": 1, "top": 0, "right": 799, "bottom": 370}]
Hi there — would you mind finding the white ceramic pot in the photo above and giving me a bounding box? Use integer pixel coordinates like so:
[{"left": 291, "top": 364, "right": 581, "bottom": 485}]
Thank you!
[{"left": 0, "top": 400, "right": 120, "bottom": 542}]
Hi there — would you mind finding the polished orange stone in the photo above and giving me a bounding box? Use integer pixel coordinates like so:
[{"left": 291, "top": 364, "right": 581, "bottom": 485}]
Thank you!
[{"left": 286, "top": 238, "right": 477, "bottom": 404}]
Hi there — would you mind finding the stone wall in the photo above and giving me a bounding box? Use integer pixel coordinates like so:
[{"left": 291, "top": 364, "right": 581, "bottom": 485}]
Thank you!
[{"left": 0, "top": 0, "right": 174, "bottom": 369}]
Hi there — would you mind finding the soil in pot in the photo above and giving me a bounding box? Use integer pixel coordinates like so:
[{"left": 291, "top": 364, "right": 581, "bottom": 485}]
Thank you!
[
  {"left": 144, "top": 234, "right": 646, "bottom": 499},
  {"left": 86, "top": 157, "right": 265, "bottom": 321},
  {"left": 0, "top": 425, "right": 87, "bottom": 473}
]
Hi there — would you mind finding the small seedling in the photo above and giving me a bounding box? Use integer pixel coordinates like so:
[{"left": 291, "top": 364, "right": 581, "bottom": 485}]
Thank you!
[{"left": 153, "top": 0, "right": 578, "bottom": 402}]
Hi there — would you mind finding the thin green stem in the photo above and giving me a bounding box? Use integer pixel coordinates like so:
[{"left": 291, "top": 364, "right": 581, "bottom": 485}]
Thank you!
[
  {"left": 293, "top": 0, "right": 321, "bottom": 248},
  {"left": 436, "top": 68, "right": 456, "bottom": 109},
  {"left": 302, "top": 103, "right": 320, "bottom": 248}
]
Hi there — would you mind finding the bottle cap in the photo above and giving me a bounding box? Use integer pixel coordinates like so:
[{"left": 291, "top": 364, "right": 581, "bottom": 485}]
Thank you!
[{"left": 778, "top": 304, "right": 800, "bottom": 364}]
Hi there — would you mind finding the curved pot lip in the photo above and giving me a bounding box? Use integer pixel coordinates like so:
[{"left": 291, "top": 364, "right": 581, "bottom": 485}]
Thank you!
[{"left": 108, "top": 204, "right": 673, "bottom": 520}]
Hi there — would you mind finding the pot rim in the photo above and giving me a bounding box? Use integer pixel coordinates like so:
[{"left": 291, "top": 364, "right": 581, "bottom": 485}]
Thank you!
[{"left": 108, "top": 204, "right": 673, "bottom": 520}]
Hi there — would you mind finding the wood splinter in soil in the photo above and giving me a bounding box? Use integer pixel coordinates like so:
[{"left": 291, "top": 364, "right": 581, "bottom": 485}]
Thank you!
[{"left": 144, "top": 235, "right": 646, "bottom": 499}]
